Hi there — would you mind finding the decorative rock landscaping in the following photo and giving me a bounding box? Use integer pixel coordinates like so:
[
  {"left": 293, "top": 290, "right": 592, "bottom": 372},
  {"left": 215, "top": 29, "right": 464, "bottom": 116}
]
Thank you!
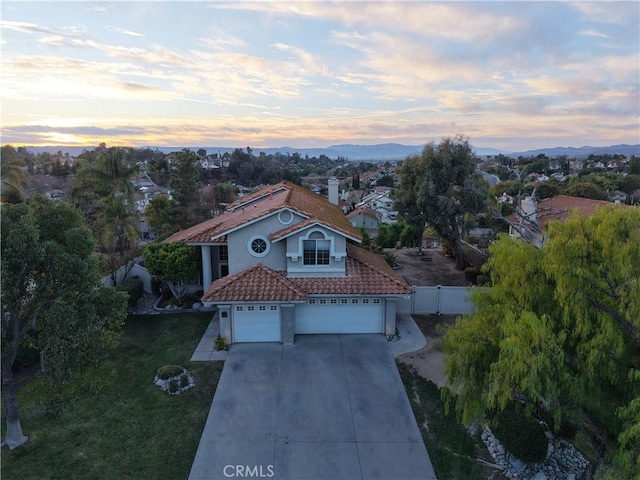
[
  {"left": 481, "top": 426, "right": 589, "bottom": 480},
  {"left": 127, "top": 292, "right": 161, "bottom": 315},
  {"left": 153, "top": 365, "right": 196, "bottom": 396}
]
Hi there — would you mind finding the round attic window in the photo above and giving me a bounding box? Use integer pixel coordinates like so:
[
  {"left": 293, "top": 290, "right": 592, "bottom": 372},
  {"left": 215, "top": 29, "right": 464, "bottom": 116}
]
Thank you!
[
  {"left": 278, "top": 210, "right": 294, "bottom": 225},
  {"left": 248, "top": 235, "right": 270, "bottom": 257}
]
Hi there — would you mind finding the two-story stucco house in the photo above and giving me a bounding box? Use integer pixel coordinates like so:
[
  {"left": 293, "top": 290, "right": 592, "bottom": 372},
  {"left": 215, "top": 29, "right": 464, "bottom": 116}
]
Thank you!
[{"left": 165, "top": 181, "right": 411, "bottom": 345}]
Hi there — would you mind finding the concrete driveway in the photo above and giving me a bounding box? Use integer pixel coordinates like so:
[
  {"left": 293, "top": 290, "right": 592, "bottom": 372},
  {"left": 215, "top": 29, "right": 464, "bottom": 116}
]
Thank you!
[{"left": 189, "top": 334, "right": 436, "bottom": 480}]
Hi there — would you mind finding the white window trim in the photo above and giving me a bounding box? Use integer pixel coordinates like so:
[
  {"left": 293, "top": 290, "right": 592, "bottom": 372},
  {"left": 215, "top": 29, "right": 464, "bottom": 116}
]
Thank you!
[
  {"left": 277, "top": 209, "right": 295, "bottom": 225},
  {"left": 286, "top": 228, "right": 346, "bottom": 263},
  {"left": 247, "top": 234, "right": 271, "bottom": 258}
]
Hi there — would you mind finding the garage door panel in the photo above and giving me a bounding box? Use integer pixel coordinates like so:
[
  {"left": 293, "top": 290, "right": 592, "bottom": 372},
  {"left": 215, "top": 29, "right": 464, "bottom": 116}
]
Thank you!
[
  {"left": 296, "top": 299, "right": 383, "bottom": 334},
  {"left": 233, "top": 306, "right": 281, "bottom": 343}
]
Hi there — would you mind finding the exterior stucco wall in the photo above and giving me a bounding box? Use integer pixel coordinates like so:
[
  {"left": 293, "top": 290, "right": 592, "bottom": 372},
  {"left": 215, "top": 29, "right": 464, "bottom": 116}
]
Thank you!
[
  {"left": 281, "top": 304, "right": 296, "bottom": 345},
  {"left": 218, "top": 305, "right": 232, "bottom": 342},
  {"left": 384, "top": 298, "right": 397, "bottom": 336},
  {"left": 226, "top": 213, "right": 295, "bottom": 274}
]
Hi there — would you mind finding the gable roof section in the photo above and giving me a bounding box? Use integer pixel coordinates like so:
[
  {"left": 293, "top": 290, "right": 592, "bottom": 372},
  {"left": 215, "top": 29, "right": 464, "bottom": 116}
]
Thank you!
[
  {"left": 201, "top": 263, "right": 307, "bottom": 303},
  {"left": 166, "top": 181, "right": 362, "bottom": 244},
  {"left": 347, "top": 206, "right": 379, "bottom": 221},
  {"left": 201, "top": 245, "right": 410, "bottom": 303},
  {"left": 270, "top": 218, "right": 362, "bottom": 243}
]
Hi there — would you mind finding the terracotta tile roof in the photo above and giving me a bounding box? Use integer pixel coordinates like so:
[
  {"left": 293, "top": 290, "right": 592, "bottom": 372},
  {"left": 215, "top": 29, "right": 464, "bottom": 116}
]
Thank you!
[
  {"left": 269, "top": 218, "right": 318, "bottom": 241},
  {"left": 507, "top": 194, "right": 633, "bottom": 229},
  {"left": 202, "top": 244, "right": 410, "bottom": 303},
  {"left": 165, "top": 181, "right": 362, "bottom": 244},
  {"left": 347, "top": 206, "right": 379, "bottom": 220},
  {"left": 297, "top": 243, "right": 410, "bottom": 295},
  {"left": 535, "top": 195, "right": 633, "bottom": 228},
  {"left": 201, "top": 264, "right": 307, "bottom": 303}
]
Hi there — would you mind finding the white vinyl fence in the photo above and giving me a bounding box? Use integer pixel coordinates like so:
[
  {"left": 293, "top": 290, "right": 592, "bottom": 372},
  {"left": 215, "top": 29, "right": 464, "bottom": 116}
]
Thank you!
[
  {"left": 102, "top": 263, "right": 153, "bottom": 293},
  {"left": 397, "top": 286, "right": 489, "bottom": 315}
]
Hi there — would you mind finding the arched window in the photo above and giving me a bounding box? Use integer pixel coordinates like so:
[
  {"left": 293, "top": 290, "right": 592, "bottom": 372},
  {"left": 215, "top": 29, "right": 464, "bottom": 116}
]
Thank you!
[{"left": 303, "top": 231, "right": 330, "bottom": 265}]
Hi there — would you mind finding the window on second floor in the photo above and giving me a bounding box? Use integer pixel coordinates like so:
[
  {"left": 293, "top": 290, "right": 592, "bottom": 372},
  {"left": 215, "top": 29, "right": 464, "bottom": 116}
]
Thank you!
[
  {"left": 218, "top": 245, "right": 228, "bottom": 261},
  {"left": 303, "top": 239, "right": 330, "bottom": 265}
]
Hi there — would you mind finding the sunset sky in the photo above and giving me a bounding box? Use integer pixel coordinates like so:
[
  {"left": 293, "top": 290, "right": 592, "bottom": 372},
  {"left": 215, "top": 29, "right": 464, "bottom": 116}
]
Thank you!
[{"left": 1, "top": 1, "right": 639, "bottom": 152}]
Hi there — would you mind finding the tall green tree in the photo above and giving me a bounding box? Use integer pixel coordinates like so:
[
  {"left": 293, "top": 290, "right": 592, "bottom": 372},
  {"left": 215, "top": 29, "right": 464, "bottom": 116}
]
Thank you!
[
  {"left": 144, "top": 194, "right": 177, "bottom": 236},
  {"left": 73, "top": 146, "right": 140, "bottom": 284},
  {"left": 442, "top": 206, "right": 640, "bottom": 477},
  {"left": 1, "top": 145, "right": 26, "bottom": 203},
  {"left": 169, "top": 149, "right": 204, "bottom": 228},
  {"left": 395, "top": 135, "right": 489, "bottom": 268},
  {"left": 1, "top": 197, "right": 127, "bottom": 449},
  {"left": 74, "top": 146, "right": 137, "bottom": 200}
]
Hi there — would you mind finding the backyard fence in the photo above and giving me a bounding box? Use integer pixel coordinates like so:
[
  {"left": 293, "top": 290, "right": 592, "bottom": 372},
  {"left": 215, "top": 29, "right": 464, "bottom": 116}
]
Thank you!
[
  {"left": 397, "top": 285, "right": 489, "bottom": 315},
  {"left": 102, "top": 262, "right": 153, "bottom": 293}
]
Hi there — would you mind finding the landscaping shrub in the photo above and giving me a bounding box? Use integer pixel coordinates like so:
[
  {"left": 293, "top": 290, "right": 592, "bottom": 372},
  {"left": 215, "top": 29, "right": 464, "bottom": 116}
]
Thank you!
[
  {"left": 214, "top": 337, "right": 228, "bottom": 351},
  {"left": 117, "top": 276, "right": 144, "bottom": 307},
  {"left": 168, "top": 379, "right": 179, "bottom": 394},
  {"left": 491, "top": 402, "right": 548, "bottom": 463},
  {"left": 476, "top": 274, "right": 491, "bottom": 286},
  {"left": 464, "top": 266, "right": 480, "bottom": 284},
  {"left": 156, "top": 364, "right": 184, "bottom": 380},
  {"left": 384, "top": 251, "right": 397, "bottom": 267}
]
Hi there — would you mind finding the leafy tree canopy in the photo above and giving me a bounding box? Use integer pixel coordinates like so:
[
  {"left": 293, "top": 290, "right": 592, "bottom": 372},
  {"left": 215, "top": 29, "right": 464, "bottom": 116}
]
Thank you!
[
  {"left": 1, "top": 197, "right": 127, "bottom": 449},
  {"left": 395, "top": 135, "right": 489, "bottom": 268},
  {"left": 442, "top": 206, "right": 640, "bottom": 477},
  {"left": 169, "top": 149, "right": 205, "bottom": 228},
  {"left": 143, "top": 242, "right": 199, "bottom": 302}
]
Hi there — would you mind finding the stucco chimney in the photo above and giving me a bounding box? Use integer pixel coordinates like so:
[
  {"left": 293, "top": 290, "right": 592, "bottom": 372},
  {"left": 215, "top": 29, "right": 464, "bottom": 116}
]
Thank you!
[{"left": 328, "top": 177, "right": 339, "bottom": 205}]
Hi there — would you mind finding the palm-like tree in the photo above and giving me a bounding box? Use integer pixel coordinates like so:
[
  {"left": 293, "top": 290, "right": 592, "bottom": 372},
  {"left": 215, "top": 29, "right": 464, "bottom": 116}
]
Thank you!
[
  {"left": 1, "top": 146, "right": 26, "bottom": 203},
  {"left": 73, "top": 147, "right": 137, "bottom": 200},
  {"left": 72, "top": 146, "right": 140, "bottom": 284},
  {"left": 98, "top": 195, "right": 140, "bottom": 285}
]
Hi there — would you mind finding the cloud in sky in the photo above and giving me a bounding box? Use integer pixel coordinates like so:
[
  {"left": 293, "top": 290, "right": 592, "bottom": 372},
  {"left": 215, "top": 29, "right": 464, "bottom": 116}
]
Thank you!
[{"left": 1, "top": 1, "right": 638, "bottom": 151}]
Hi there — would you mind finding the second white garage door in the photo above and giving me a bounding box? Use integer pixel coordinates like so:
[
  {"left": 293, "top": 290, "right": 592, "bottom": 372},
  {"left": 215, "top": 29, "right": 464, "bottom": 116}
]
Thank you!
[
  {"left": 233, "top": 305, "right": 281, "bottom": 343},
  {"left": 296, "top": 297, "right": 383, "bottom": 334}
]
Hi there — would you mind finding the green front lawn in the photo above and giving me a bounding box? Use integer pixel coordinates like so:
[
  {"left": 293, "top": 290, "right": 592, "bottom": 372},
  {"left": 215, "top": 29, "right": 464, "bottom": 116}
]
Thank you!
[{"left": 2, "top": 313, "right": 223, "bottom": 480}]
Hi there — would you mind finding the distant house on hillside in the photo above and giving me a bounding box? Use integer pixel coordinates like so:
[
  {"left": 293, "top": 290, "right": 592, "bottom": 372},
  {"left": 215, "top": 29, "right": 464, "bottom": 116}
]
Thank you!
[{"left": 506, "top": 194, "right": 634, "bottom": 247}]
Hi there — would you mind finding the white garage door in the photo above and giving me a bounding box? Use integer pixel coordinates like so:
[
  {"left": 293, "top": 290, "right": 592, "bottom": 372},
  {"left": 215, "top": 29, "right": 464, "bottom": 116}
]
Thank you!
[
  {"left": 296, "top": 298, "right": 383, "bottom": 334},
  {"left": 233, "top": 304, "right": 281, "bottom": 343}
]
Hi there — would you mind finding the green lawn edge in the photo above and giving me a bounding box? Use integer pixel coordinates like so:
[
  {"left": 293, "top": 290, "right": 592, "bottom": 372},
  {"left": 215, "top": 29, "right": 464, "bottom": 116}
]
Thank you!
[{"left": 2, "top": 313, "right": 223, "bottom": 480}]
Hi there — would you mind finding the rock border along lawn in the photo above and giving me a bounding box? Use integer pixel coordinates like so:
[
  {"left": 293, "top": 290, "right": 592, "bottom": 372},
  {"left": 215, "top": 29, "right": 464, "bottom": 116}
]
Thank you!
[{"left": 481, "top": 426, "right": 588, "bottom": 480}]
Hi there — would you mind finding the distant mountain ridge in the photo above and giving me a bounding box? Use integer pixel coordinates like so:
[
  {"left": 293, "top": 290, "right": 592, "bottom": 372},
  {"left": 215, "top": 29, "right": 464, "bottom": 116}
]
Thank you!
[
  {"left": 22, "top": 143, "right": 639, "bottom": 160},
  {"left": 505, "top": 144, "right": 640, "bottom": 159}
]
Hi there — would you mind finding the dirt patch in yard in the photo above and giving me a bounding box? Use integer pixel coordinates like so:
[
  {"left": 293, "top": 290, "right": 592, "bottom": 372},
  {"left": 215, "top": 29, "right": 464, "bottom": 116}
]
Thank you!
[
  {"left": 387, "top": 247, "right": 468, "bottom": 287},
  {"left": 389, "top": 247, "right": 468, "bottom": 386},
  {"left": 397, "top": 314, "right": 459, "bottom": 388}
]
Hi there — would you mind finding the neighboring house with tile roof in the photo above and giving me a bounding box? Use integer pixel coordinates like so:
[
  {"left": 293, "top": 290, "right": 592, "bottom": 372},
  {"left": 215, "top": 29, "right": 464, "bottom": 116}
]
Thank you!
[
  {"left": 347, "top": 206, "right": 380, "bottom": 238},
  {"left": 165, "top": 181, "right": 411, "bottom": 344},
  {"left": 506, "top": 194, "right": 634, "bottom": 247}
]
